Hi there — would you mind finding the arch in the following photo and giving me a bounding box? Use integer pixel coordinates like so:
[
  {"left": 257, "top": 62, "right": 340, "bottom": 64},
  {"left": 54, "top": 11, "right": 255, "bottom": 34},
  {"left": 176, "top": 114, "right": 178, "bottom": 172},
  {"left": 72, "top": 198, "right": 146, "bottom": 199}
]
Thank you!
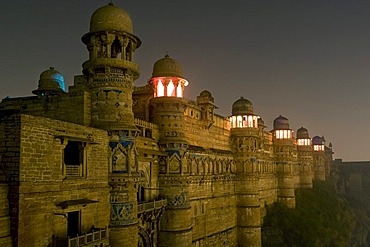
[
  {"left": 138, "top": 227, "right": 151, "bottom": 247},
  {"left": 111, "top": 36, "right": 122, "bottom": 58}
]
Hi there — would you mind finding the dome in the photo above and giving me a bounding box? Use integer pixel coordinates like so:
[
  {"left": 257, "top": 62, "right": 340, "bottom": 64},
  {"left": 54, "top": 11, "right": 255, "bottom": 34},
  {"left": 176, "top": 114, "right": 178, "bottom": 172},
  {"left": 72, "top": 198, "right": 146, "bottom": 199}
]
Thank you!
[
  {"left": 90, "top": 3, "right": 133, "bottom": 33},
  {"left": 312, "top": 136, "right": 323, "bottom": 145},
  {"left": 197, "top": 90, "right": 214, "bottom": 104},
  {"left": 273, "top": 115, "right": 290, "bottom": 130},
  {"left": 33, "top": 67, "right": 65, "bottom": 95},
  {"left": 232, "top": 97, "right": 254, "bottom": 115},
  {"left": 297, "top": 127, "right": 309, "bottom": 139},
  {"left": 152, "top": 55, "right": 184, "bottom": 78},
  {"left": 200, "top": 90, "right": 212, "bottom": 97}
]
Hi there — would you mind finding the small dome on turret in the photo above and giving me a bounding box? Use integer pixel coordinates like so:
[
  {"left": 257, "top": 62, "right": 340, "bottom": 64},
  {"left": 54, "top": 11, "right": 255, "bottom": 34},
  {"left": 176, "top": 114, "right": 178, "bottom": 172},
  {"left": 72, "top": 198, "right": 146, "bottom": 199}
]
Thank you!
[
  {"left": 273, "top": 115, "right": 289, "bottom": 130},
  {"left": 197, "top": 90, "right": 214, "bottom": 104},
  {"left": 90, "top": 3, "right": 133, "bottom": 33},
  {"left": 33, "top": 67, "right": 65, "bottom": 96},
  {"left": 232, "top": 97, "right": 253, "bottom": 115},
  {"left": 152, "top": 55, "right": 184, "bottom": 78},
  {"left": 297, "top": 127, "right": 309, "bottom": 139},
  {"left": 312, "top": 136, "right": 323, "bottom": 145},
  {"left": 200, "top": 90, "right": 212, "bottom": 97}
]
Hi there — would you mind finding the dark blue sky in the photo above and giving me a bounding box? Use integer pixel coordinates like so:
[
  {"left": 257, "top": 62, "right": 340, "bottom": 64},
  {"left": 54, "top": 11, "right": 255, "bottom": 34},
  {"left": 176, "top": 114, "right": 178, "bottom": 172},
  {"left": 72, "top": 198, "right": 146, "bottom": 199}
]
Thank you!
[{"left": 1, "top": 0, "right": 370, "bottom": 161}]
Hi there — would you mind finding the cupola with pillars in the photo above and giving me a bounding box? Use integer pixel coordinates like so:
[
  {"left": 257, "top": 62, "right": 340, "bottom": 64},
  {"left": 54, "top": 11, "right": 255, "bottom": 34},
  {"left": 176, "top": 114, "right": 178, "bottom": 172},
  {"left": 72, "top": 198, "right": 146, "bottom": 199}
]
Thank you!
[
  {"left": 81, "top": 2, "right": 141, "bottom": 131},
  {"left": 149, "top": 54, "right": 188, "bottom": 98}
]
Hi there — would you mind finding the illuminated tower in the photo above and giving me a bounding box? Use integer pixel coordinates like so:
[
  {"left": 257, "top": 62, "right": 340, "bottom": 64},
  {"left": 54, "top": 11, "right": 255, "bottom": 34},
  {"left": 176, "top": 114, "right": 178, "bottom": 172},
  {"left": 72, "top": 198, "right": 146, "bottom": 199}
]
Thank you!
[
  {"left": 312, "top": 136, "right": 326, "bottom": 181},
  {"left": 81, "top": 3, "right": 142, "bottom": 246},
  {"left": 296, "top": 127, "right": 313, "bottom": 188},
  {"left": 272, "top": 115, "right": 297, "bottom": 208},
  {"left": 230, "top": 97, "right": 262, "bottom": 247},
  {"left": 149, "top": 55, "right": 192, "bottom": 247}
]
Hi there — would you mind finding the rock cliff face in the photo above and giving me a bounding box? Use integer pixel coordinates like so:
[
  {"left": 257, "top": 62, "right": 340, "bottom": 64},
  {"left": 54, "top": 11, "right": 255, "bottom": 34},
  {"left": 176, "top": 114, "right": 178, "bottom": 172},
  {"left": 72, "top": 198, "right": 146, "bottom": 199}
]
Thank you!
[{"left": 262, "top": 180, "right": 364, "bottom": 247}]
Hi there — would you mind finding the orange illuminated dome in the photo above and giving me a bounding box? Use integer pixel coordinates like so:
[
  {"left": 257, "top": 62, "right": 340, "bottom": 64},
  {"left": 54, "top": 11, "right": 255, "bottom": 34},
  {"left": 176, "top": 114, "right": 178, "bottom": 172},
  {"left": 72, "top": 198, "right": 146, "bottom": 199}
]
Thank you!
[{"left": 149, "top": 55, "right": 188, "bottom": 98}]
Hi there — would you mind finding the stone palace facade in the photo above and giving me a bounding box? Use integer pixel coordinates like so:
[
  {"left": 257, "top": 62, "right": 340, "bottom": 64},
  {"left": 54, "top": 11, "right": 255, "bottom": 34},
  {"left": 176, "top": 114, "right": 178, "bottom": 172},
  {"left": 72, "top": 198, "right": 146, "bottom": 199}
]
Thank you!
[{"left": 0, "top": 3, "right": 333, "bottom": 247}]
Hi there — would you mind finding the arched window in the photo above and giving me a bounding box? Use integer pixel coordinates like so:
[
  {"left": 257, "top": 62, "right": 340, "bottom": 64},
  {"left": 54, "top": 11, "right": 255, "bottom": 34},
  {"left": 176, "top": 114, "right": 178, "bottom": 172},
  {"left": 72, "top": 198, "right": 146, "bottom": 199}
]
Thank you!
[
  {"left": 157, "top": 80, "right": 164, "bottom": 97},
  {"left": 167, "top": 80, "right": 175, "bottom": 96}
]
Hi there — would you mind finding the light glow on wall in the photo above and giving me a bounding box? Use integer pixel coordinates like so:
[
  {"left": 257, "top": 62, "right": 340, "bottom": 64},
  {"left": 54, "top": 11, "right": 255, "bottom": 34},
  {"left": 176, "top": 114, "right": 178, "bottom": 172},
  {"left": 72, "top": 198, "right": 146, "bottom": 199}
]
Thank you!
[
  {"left": 167, "top": 80, "right": 175, "bottom": 96},
  {"left": 230, "top": 115, "right": 259, "bottom": 128},
  {"left": 313, "top": 145, "right": 324, "bottom": 151},
  {"left": 157, "top": 79, "right": 164, "bottom": 97},
  {"left": 297, "top": 138, "right": 311, "bottom": 146},
  {"left": 275, "top": 130, "right": 292, "bottom": 139},
  {"left": 151, "top": 77, "right": 188, "bottom": 98},
  {"left": 176, "top": 83, "right": 182, "bottom": 97}
]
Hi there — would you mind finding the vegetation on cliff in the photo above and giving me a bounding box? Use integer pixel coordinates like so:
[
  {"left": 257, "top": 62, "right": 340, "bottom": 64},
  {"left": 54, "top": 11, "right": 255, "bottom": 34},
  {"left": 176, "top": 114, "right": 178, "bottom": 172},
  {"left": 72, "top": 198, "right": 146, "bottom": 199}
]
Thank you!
[{"left": 263, "top": 181, "right": 356, "bottom": 247}]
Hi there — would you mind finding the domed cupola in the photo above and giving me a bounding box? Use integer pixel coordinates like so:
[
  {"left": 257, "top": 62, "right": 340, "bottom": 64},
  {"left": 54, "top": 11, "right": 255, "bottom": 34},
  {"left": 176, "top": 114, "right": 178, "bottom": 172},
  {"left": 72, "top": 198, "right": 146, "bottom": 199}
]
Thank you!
[
  {"left": 273, "top": 115, "right": 293, "bottom": 139},
  {"left": 273, "top": 115, "right": 290, "bottom": 130},
  {"left": 232, "top": 97, "right": 253, "bottom": 115},
  {"left": 149, "top": 55, "right": 189, "bottom": 98},
  {"left": 312, "top": 136, "right": 325, "bottom": 151},
  {"left": 296, "top": 127, "right": 311, "bottom": 146},
  {"left": 230, "top": 97, "right": 259, "bottom": 128},
  {"left": 90, "top": 3, "right": 133, "bottom": 33},
  {"left": 81, "top": 3, "right": 141, "bottom": 78},
  {"left": 32, "top": 67, "right": 66, "bottom": 96}
]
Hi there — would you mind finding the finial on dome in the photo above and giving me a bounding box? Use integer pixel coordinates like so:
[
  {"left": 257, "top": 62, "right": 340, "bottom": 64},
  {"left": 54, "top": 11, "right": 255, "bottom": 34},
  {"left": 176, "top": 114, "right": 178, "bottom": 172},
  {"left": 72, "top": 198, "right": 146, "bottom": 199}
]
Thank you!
[
  {"left": 165, "top": 53, "right": 169, "bottom": 58},
  {"left": 108, "top": 0, "right": 113, "bottom": 5}
]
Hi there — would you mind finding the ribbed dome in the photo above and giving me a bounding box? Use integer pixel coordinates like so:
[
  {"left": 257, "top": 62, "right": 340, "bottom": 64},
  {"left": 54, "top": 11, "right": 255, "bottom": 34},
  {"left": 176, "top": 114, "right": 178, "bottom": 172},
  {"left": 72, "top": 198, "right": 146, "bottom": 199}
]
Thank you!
[
  {"left": 312, "top": 136, "right": 323, "bottom": 145},
  {"left": 273, "top": 115, "right": 289, "bottom": 130},
  {"left": 232, "top": 97, "right": 254, "bottom": 115},
  {"left": 90, "top": 3, "right": 133, "bottom": 33},
  {"left": 33, "top": 67, "right": 65, "bottom": 95},
  {"left": 152, "top": 55, "right": 184, "bottom": 78},
  {"left": 297, "top": 127, "right": 309, "bottom": 139}
]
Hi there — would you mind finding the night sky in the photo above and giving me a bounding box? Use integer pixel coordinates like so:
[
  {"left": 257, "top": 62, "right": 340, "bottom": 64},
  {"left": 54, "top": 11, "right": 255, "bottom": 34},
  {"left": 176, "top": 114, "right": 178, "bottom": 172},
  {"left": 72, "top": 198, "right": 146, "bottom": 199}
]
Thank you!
[{"left": 1, "top": 0, "right": 370, "bottom": 161}]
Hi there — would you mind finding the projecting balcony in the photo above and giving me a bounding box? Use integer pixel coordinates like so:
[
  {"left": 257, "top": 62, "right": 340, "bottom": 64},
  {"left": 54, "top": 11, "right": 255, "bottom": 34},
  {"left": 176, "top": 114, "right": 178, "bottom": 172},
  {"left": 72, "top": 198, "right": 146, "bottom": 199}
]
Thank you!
[{"left": 137, "top": 199, "right": 167, "bottom": 213}]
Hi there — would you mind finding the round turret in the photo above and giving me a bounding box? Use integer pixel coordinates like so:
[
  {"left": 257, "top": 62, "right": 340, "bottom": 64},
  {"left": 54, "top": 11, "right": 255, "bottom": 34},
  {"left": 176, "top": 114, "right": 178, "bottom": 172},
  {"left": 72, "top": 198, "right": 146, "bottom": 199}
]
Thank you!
[
  {"left": 152, "top": 55, "right": 184, "bottom": 78},
  {"left": 232, "top": 97, "right": 254, "bottom": 115},
  {"left": 90, "top": 3, "right": 133, "bottom": 33},
  {"left": 33, "top": 67, "right": 65, "bottom": 96},
  {"left": 273, "top": 115, "right": 289, "bottom": 130},
  {"left": 297, "top": 127, "right": 309, "bottom": 139}
]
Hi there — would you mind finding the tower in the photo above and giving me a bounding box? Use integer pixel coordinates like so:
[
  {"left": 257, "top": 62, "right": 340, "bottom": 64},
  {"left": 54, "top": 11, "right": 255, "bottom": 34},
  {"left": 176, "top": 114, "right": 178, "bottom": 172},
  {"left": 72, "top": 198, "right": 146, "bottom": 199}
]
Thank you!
[
  {"left": 272, "top": 115, "right": 297, "bottom": 208},
  {"left": 81, "top": 3, "right": 142, "bottom": 246},
  {"left": 296, "top": 127, "right": 313, "bottom": 188},
  {"left": 312, "top": 136, "right": 326, "bottom": 181},
  {"left": 149, "top": 55, "right": 192, "bottom": 247},
  {"left": 230, "top": 97, "right": 262, "bottom": 247}
]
